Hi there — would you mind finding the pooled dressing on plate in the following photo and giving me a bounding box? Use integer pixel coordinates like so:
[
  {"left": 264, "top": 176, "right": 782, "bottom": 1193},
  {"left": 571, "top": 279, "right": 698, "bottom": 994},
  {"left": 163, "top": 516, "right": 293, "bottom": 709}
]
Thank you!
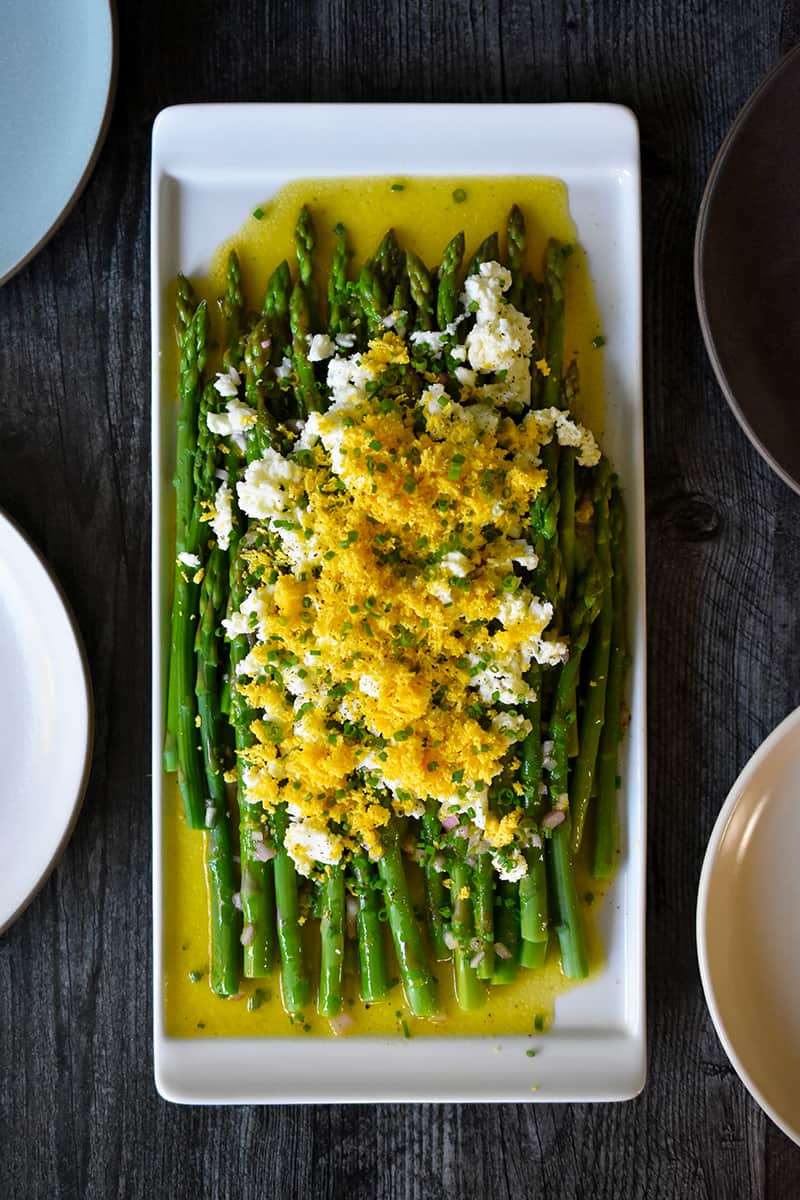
[{"left": 164, "top": 176, "right": 611, "bottom": 1039}]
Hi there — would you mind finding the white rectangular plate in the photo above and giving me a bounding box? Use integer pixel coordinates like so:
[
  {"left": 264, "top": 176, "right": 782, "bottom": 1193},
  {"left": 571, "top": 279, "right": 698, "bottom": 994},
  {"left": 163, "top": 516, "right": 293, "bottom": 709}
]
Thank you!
[{"left": 151, "top": 102, "right": 645, "bottom": 1104}]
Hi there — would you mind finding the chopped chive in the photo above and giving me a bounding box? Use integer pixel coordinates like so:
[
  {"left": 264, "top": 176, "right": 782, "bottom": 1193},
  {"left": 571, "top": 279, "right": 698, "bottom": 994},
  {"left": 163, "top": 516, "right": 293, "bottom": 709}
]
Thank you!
[
  {"left": 448, "top": 454, "right": 465, "bottom": 481},
  {"left": 452, "top": 188, "right": 467, "bottom": 204},
  {"left": 252, "top": 206, "right": 265, "bottom": 220}
]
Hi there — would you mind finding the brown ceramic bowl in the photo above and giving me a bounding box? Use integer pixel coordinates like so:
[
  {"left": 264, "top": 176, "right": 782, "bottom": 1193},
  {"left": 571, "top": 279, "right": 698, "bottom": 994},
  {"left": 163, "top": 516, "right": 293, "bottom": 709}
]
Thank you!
[{"left": 695, "top": 44, "right": 800, "bottom": 494}]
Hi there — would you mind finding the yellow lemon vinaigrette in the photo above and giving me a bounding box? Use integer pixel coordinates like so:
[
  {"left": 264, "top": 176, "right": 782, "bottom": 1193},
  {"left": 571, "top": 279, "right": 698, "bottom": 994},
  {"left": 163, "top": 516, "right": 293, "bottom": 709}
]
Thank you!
[{"left": 164, "top": 176, "right": 611, "bottom": 1039}]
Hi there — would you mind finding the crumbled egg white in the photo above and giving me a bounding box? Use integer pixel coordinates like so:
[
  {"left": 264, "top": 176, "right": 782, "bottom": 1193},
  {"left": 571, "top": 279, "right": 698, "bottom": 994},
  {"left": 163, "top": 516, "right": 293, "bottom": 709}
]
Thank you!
[
  {"left": 307, "top": 333, "right": 336, "bottom": 361},
  {"left": 461, "top": 262, "right": 534, "bottom": 411},
  {"left": 441, "top": 551, "right": 471, "bottom": 577},
  {"left": 237, "top": 448, "right": 304, "bottom": 521},
  {"left": 455, "top": 366, "right": 477, "bottom": 388},
  {"left": 358, "top": 674, "right": 381, "bottom": 699},
  {"left": 213, "top": 365, "right": 241, "bottom": 397},
  {"left": 210, "top": 481, "right": 233, "bottom": 551},
  {"left": 207, "top": 397, "right": 257, "bottom": 440},
  {"left": 531, "top": 406, "right": 601, "bottom": 468},
  {"left": 467, "top": 652, "right": 538, "bottom": 707},
  {"left": 492, "top": 846, "right": 527, "bottom": 882},
  {"left": 491, "top": 711, "right": 532, "bottom": 740},
  {"left": 284, "top": 820, "right": 344, "bottom": 877},
  {"left": 380, "top": 310, "right": 407, "bottom": 330}
]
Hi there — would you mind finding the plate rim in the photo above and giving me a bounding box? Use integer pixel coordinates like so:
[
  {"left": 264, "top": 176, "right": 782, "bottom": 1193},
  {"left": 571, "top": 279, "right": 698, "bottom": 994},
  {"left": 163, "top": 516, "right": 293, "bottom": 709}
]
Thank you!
[
  {"left": 696, "top": 702, "right": 800, "bottom": 1147},
  {"left": 0, "top": 505, "right": 94, "bottom": 935},
  {"left": 693, "top": 43, "right": 800, "bottom": 497},
  {"left": 0, "top": 0, "right": 119, "bottom": 289},
  {"left": 150, "top": 100, "right": 646, "bottom": 1104}
]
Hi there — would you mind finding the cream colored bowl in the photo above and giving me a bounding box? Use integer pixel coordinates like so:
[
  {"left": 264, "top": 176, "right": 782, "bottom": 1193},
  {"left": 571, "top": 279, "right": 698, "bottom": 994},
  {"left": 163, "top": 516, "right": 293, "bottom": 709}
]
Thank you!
[{"left": 697, "top": 705, "right": 800, "bottom": 1145}]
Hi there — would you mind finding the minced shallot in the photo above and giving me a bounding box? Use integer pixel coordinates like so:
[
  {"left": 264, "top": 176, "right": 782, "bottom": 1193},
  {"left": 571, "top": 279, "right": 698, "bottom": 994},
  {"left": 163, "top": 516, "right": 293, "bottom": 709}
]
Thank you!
[{"left": 329, "top": 1012, "right": 354, "bottom": 1036}]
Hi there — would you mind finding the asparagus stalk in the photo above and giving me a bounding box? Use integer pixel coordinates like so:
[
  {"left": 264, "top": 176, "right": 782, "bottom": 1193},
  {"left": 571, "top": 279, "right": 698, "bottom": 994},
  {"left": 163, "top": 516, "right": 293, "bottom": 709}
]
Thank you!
[
  {"left": 167, "top": 297, "right": 208, "bottom": 828},
  {"left": 473, "top": 852, "right": 496, "bottom": 981},
  {"left": 193, "top": 355, "right": 255, "bottom": 992},
  {"left": 542, "top": 239, "right": 566, "bottom": 408},
  {"left": 548, "top": 823, "right": 587, "bottom": 979},
  {"left": 519, "top": 936, "right": 548, "bottom": 970},
  {"left": 195, "top": 545, "right": 240, "bottom": 997},
  {"left": 544, "top": 501, "right": 606, "bottom": 979},
  {"left": 491, "top": 883, "right": 520, "bottom": 986},
  {"left": 228, "top": 310, "right": 286, "bottom": 976},
  {"left": 593, "top": 486, "right": 627, "bottom": 878},
  {"left": 318, "top": 864, "right": 346, "bottom": 1017},
  {"left": 420, "top": 802, "right": 452, "bottom": 962},
  {"left": 220, "top": 249, "right": 245, "bottom": 370},
  {"left": 466, "top": 231, "right": 500, "bottom": 277},
  {"left": 165, "top": 276, "right": 199, "bottom": 773},
  {"left": 229, "top": 536, "right": 276, "bottom": 979},
  {"left": 571, "top": 460, "right": 613, "bottom": 853},
  {"left": 406, "top": 250, "right": 435, "bottom": 331},
  {"left": 519, "top": 843, "right": 549, "bottom": 946},
  {"left": 558, "top": 361, "right": 583, "bottom": 754},
  {"left": 289, "top": 206, "right": 324, "bottom": 417},
  {"left": 377, "top": 822, "right": 439, "bottom": 1018},
  {"left": 449, "top": 843, "right": 486, "bottom": 1010},
  {"left": 272, "top": 804, "right": 312, "bottom": 1014},
  {"left": 243, "top": 316, "right": 281, "bottom": 457},
  {"left": 262, "top": 259, "right": 293, "bottom": 421},
  {"left": 506, "top": 204, "right": 526, "bottom": 309},
  {"left": 372, "top": 228, "right": 403, "bottom": 296},
  {"left": 294, "top": 205, "right": 315, "bottom": 289},
  {"left": 328, "top": 224, "right": 351, "bottom": 338},
  {"left": 351, "top": 855, "right": 389, "bottom": 1001},
  {"left": 523, "top": 274, "right": 546, "bottom": 402},
  {"left": 391, "top": 273, "right": 412, "bottom": 338},
  {"left": 358, "top": 260, "right": 389, "bottom": 338},
  {"left": 436, "top": 231, "right": 465, "bottom": 328},
  {"left": 289, "top": 279, "right": 323, "bottom": 417},
  {"left": 263, "top": 259, "right": 292, "bottom": 342},
  {"left": 519, "top": 665, "right": 549, "bottom": 945}
]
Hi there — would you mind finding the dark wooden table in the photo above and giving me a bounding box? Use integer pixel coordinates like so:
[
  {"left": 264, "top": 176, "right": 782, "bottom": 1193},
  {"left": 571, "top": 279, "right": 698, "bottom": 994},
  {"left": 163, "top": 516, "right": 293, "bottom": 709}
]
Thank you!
[{"left": 3, "top": 2, "right": 800, "bottom": 1196}]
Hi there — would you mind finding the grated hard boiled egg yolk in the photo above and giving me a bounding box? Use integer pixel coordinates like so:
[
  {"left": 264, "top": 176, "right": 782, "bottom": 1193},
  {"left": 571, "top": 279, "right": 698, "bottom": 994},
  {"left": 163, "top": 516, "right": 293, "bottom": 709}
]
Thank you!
[{"left": 219, "top": 262, "right": 600, "bottom": 880}]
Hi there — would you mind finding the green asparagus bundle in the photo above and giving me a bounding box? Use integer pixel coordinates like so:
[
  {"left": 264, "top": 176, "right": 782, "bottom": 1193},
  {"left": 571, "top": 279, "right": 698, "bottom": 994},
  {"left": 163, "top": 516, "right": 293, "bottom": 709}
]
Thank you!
[{"left": 163, "top": 204, "right": 628, "bottom": 1025}]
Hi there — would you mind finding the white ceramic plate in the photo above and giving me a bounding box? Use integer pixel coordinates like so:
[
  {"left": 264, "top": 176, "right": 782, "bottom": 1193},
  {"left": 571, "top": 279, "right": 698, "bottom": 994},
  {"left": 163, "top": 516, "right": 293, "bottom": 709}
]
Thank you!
[
  {"left": 697, "top": 706, "right": 800, "bottom": 1145},
  {"left": 0, "top": 508, "right": 93, "bottom": 933},
  {"left": 151, "top": 103, "right": 646, "bottom": 1104},
  {"left": 0, "top": 0, "right": 117, "bottom": 286}
]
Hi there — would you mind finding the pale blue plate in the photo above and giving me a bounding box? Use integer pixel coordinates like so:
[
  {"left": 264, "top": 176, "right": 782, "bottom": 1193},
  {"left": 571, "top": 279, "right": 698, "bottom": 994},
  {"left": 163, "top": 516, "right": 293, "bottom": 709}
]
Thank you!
[{"left": 0, "top": 0, "right": 116, "bottom": 285}]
